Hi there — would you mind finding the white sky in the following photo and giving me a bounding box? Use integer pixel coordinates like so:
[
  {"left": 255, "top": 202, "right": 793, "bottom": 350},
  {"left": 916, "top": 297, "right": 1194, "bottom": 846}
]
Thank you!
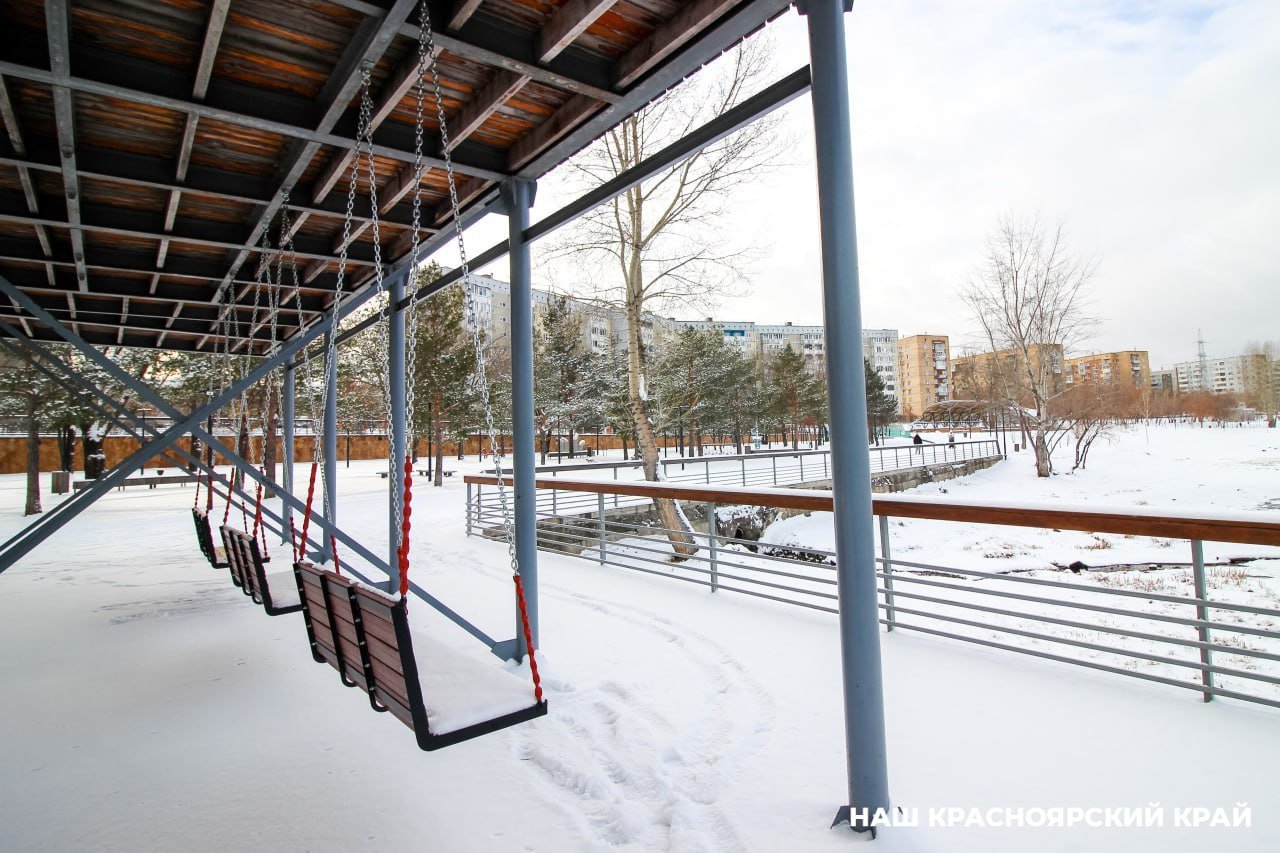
[{"left": 457, "top": 1, "right": 1279, "bottom": 370}]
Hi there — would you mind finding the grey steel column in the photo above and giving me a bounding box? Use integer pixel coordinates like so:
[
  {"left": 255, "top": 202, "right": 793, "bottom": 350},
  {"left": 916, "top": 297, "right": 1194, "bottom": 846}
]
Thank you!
[
  {"left": 323, "top": 328, "right": 339, "bottom": 561},
  {"left": 504, "top": 177, "right": 540, "bottom": 654},
  {"left": 282, "top": 364, "right": 295, "bottom": 545},
  {"left": 800, "top": 0, "right": 891, "bottom": 831},
  {"left": 388, "top": 273, "right": 408, "bottom": 588}
]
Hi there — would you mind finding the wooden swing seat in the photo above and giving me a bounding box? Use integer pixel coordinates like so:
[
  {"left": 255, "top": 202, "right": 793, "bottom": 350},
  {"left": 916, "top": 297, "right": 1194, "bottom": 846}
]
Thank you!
[
  {"left": 220, "top": 525, "right": 300, "bottom": 616},
  {"left": 293, "top": 561, "right": 547, "bottom": 751},
  {"left": 192, "top": 508, "right": 228, "bottom": 568}
]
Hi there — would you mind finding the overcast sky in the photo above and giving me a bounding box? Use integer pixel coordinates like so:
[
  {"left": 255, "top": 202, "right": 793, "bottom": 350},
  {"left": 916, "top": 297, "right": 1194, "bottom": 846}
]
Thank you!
[{"left": 463, "top": 1, "right": 1278, "bottom": 370}]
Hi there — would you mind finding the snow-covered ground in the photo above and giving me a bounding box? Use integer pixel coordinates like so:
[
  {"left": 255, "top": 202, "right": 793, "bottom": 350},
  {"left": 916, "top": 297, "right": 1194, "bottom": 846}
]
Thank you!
[{"left": 1, "top": 422, "right": 1278, "bottom": 851}]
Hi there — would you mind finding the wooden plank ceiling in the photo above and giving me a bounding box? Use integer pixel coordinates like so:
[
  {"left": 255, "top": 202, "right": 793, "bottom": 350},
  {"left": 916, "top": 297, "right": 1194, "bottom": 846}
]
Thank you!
[{"left": 0, "top": 0, "right": 788, "bottom": 353}]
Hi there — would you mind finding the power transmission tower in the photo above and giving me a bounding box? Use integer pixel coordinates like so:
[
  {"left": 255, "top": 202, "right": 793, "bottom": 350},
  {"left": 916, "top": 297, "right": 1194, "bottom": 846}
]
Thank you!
[{"left": 1197, "top": 330, "right": 1210, "bottom": 391}]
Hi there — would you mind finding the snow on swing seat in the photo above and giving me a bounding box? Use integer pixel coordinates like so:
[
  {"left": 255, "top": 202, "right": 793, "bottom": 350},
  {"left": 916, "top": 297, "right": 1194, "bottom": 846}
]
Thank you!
[
  {"left": 222, "top": 525, "right": 301, "bottom": 616},
  {"left": 294, "top": 561, "right": 546, "bottom": 750},
  {"left": 264, "top": 571, "right": 301, "bottom": 610}
]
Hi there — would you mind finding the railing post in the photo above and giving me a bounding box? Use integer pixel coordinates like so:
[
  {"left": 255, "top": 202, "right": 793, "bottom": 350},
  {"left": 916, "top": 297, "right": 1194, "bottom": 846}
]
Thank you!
[
  {"left": 1191, "top": 539, "right": 1215, "bottom": 702},
  {"left": 771, "top": 455, "right": 777, "bottom": 485},
  {"left": 823, "top": 450, "right": 829, "bottom": 479},
  {"left": 706, "top": 501, "right": 719, "bottom": 592},
  {"left": 597, "top": 492, "right": 607, "bottom": 564},
  {"left": 705, "top": 458, "right": 711, "bottom": 484},
  {"left": 799, "top": 453, "right": 805, "bottom": 482},
  {"left": 741, "top": 457, "right": 747, "bottom": 486},
  {"left": 879, "top": 514, "right": 894, "bottom": 631},
  {"left": 465, "top": 482, "right": 474, "bottom": 536}
]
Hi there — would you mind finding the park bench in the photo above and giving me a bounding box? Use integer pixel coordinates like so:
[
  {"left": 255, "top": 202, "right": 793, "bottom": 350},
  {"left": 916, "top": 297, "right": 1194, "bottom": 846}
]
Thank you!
[{"left": 74, "top": 473, "right": 199, "bottom": 491}]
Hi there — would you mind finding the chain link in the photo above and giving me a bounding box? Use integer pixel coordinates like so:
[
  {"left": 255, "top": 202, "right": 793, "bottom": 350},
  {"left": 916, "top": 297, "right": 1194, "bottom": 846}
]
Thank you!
[{"left": 418, "top": 1, "right": 519, "bottom": 579}]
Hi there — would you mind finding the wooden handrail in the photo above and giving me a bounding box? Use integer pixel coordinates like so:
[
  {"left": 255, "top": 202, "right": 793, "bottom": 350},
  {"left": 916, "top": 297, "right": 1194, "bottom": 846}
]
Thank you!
[{"left": 463, "top": 475, "right": 1280, "bottom": 547}]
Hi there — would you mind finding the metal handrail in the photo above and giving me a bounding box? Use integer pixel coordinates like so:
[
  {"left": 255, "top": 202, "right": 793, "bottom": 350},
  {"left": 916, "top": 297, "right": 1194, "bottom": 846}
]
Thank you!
[
  {"left": 464, "top": 475, "right": 1280, "bottom": 545},
  {"left": 464, "top": 473, "right": 1280, "bottom": 709}
]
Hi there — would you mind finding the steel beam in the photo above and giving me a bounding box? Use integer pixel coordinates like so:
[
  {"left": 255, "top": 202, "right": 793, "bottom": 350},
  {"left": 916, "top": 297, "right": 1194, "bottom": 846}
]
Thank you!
[
  {"left": 0, "top": 62, "right": 506, "bottom": 184},
  {"left": 538, "top": 0, "right": 616, "bottom": 62},
  {"left": 0, "top": 337, "right": 314, "bottom": 557},
  {"left": 800, "top": 0, "right": 890, "bottom": 833},
  {"left": 0, "top": 152, "right": 426, "bottom": 231},
  {"left": 44, "top": 0, "right": 87, "bottom": 293},
  {"left": 0, "top": 306, "right": 389, "bottom": 587},
  {"left": 159, "top": 0, "right": 232, "bottom": 282},
  {"left": 0, "top": 202, "right": 380, "bottom": 269},
  {"left": 0, "top": 267, "right": 389, "bottom": 566},
  {"left": 447, "top": 0, "right": 485, "bottom": 31}
]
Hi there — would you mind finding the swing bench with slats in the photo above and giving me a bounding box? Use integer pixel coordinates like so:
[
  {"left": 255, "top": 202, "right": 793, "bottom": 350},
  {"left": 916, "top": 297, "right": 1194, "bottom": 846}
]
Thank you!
[
  {"left": 293, "top": 560, "right": 546, "bottom": 750},
  {"left": 223, "top": 524, "right": 301, "bottom": 616},
  {"left": 191, "top": 506, "right": 228, "bottom": 568}
]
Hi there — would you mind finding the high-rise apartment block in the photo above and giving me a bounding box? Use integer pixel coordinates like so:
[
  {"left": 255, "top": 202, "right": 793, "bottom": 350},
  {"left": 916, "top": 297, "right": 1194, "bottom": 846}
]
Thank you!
[
  {"left": 1172, "top": 354, "right": 1269, "bottom": 395},
  {"left": 897, "top": 334, "right": 951, "bottom": 420},
  {"left": 952, "top": 343, "right": 1064, "bottom": 407},
  {"left": 862, "top": 328, "right": 901, "bottom": 406},
  {"left": 1064, "top": 350, "right": 1150, "bottom": 388}
]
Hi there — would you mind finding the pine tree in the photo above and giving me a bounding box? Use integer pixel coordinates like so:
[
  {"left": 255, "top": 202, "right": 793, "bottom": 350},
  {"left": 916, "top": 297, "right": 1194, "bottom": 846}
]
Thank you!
[
  {"left": 408, "top": 266, "right": 477, "bottom": 485},
  {"left": 864, "top": 357, "right": 897, "bottom": 444}
]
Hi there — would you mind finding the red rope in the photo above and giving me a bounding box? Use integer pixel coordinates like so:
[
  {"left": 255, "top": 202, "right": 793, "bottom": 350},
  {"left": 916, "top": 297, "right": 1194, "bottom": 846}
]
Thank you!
[
  {"left": 252, "top": 473, "right": 268, "bottom": 558},
  {"left": 288, "top": 513, "right": 300, "bottom": 562},
  {"left": 222, "top": 468, "right": 234, "bottom": 525},
  {"left": 193, "top": 471, "right": 202, "bottom": 509},
  {"left": 513, "top": 575, "right": 544, "bottom": 703},
  {"left": 298, "top": 461, "right": 319, "bottom": 561},
  {"left": 398, "top": 460, "right": 412, "bottom": 598}
]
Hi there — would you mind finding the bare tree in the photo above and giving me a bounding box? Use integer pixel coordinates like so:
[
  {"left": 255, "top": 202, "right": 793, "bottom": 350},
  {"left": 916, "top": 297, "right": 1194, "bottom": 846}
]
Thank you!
[
  {"left": 557, "top": 38, "right": 781, "bottom": 555},
  {"left": 961, "top": 215, "right": 1097, "bottom": 477}
]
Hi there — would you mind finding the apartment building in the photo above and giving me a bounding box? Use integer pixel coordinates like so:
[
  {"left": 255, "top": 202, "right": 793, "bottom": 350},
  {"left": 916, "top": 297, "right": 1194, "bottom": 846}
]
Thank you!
[
  {"left": 1064, "top": 350, "right": 1150, "bottom": 388},
  {"left": 672, "top": 318, "right": 759, "bottom": 356},
  {"left": 1173, "top": 353, "right": 1270, "bottom": 396},
  {"left": 1150, "top": 369, "right": 1178, "bottom": 395},
  {"left": 862, "top": 328, "right": 900, "bottom": 406},
  {"left": 756, "top": 322, "right": 826, "bottom": 370},
  {"left": 473, "top": 276, "right": 659, "bottom": 356},
  {"left": 952, "top": 343, "right": 1064, "bottom": 408},
  {"left": 896, "top": 334, "right": 950, "bottom": 420}
]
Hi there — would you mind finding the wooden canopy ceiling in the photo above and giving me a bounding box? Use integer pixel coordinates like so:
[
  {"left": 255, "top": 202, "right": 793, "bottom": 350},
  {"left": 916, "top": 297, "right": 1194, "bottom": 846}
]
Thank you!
[{"left": 0, "top": 0, "right": 789, "bottom": 353}]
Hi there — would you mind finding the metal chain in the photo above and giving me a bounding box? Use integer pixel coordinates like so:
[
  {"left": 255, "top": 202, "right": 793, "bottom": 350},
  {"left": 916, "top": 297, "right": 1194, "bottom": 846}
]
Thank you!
[
  {"left": 419, "top": 1, "right": 519, "bottom": 578},
  {"left": 354, "top": 61, "right": 403, "bottom": 543},
  {"left": 277, "top": 199, "right": 320, "bottom": 431},
  {"left": 248, "top": 227, "right": 274, "bottom": 466},
  {"left": 401, "top": 2, "right": 433, "bottom": 461},
  {"left": 312, "top": 61, "right": 374, "bottom": 536}
]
